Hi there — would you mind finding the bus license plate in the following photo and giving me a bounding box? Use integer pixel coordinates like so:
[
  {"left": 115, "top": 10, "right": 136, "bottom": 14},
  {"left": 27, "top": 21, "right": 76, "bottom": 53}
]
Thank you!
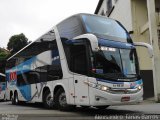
[
  {"left": 121, "top": 96, "right": 130, "bottom": 102},
  {"left": 113, "top": 84, "right": 124, "bottom": 88}
]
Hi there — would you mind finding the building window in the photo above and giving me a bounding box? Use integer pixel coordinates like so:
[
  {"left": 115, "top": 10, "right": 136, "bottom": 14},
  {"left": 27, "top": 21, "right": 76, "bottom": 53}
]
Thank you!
[
  {"left": 101, "top": 10, "right": 105, "bottom": 16},
  {"left": 106, "top": 0, "right": 113, "bottom": 16}
]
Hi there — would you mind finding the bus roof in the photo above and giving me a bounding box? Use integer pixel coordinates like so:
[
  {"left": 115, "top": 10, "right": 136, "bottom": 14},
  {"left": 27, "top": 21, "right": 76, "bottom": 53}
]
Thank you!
[{"left": 7, "top": 13, "right": 128, "bottom": 61}]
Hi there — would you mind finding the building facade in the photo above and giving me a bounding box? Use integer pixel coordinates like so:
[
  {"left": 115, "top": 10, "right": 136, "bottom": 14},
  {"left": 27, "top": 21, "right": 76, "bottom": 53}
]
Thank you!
[{"left": 95, "top": 0, "right": 160, "bottom": 101}]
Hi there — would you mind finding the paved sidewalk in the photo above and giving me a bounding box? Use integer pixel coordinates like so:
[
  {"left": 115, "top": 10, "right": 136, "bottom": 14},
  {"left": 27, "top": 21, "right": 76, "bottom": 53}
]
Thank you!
[{"left": 142, "top": 97, "right": 156, "bottom": 104}]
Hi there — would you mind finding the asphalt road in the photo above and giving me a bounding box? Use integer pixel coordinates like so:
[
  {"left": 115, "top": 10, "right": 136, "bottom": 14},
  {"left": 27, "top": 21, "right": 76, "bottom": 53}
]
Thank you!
[{"left": 0, "top": 101, "right": 160, "bottom": 120}]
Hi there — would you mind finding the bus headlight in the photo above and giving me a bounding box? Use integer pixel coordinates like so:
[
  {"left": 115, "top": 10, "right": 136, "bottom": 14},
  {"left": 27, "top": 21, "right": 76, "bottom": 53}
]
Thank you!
[
  {"left": 97, "top": 84, "right": 109, "bottom": 91},
  {"left": 137, "top": 85, "right": 142, "bottom": 90},
  {"left": 84, "top": 81, "right": 109, "bottom": 91},
  {"left": 101, "top": 86, "right": 109, "bottom": 91}
]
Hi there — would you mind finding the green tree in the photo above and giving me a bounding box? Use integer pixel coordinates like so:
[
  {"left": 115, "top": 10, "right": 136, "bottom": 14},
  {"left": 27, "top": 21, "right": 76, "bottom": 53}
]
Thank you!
[
  {"left": 7, "top": 33, "right": 29, "bottom": 54},
  {"left": 0, "top": 49, "right": 9, "bottom": 74},
  {"left": 0, "top": 52, "right": 8, "bottom": 59},
  {"left": 0, "top": 49, "right": 9, "bottom": 60}
]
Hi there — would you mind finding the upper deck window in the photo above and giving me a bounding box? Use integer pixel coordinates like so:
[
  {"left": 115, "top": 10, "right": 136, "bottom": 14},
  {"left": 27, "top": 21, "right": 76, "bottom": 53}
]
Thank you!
[{"left": 82, "top": 15, "right": 130, "bottom": 43}]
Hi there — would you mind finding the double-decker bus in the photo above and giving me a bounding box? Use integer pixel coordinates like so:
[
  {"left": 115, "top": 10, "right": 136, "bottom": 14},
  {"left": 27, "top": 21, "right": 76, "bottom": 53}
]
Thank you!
[
  {"left": 0, "top": 73, "right": 6, "bottom": 101},
  {"left": 5, "top": 13, "right": 153, "bottom": 110}
]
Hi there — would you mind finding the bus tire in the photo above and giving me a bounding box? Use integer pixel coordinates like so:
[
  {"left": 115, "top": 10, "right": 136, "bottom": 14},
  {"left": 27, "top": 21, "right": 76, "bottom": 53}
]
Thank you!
[
  {"left": 14, "top": 92, "right": 19, "bottom": 105},
  {"left": 55, "top": 88, "right": 74, "bottom": 111},
  {"left": 43, "top": 90, "right": 53, "bottom": 109},
  {"left": 3, "top": 95, "right": 6, "bottom": 102},
  {"left": 11, "top": 94, "right": 15, "bottom": 105}
]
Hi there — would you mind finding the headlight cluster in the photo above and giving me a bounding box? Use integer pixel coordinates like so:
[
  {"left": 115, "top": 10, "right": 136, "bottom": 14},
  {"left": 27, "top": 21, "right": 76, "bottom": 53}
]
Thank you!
[
  {"left": 84, "top": 81, "right": 143, "bottom": 94},
  {"left": 137, "top": 85, "right": 143, "bottom": 90},
  {"left": 84, "top": 81, "right": 110, "bottom": 91}
]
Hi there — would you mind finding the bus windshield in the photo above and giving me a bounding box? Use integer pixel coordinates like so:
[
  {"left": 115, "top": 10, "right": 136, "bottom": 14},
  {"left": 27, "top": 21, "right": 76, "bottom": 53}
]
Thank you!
[
  {"left": 92, "top": 46, "right": 140, "bottom": 81},
  {"left": 82, "top": 15, "right": 130, "bottom": 42}
]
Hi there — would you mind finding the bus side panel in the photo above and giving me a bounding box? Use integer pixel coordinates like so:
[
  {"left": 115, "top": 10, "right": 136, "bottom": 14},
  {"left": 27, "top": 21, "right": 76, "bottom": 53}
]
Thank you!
[
  {"left": 0, "top": 82, "right": 6, "bottom": 100},
  {"left": 34, "top": 81, "right": 53, "bottom": 103},
  {"left": 17, "top": 50, "right": 53, "bottom": 102},
  {"left": 17, "top": 85, "right": 31, "bottom": 101}
]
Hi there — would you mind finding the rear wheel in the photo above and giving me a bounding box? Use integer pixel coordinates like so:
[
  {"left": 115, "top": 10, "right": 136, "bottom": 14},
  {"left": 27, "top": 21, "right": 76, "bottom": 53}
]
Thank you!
[
  {"left": 14, "top": 93, "right": 19, "bottom": 105},
  {"left": 43, "top": 90, "right": 53, "bottom": 109},
  {"left": 12, "top": 92, "right": 19, "bottom": 105},
  {"left": 14, "top": 92, "right": 19, "bottom": 105},
  {"left": 11, "top": 94, "right": 15, "bottom": 105},
  {"left": 55, "top": 88, "right": 74, "bottom": 111}
]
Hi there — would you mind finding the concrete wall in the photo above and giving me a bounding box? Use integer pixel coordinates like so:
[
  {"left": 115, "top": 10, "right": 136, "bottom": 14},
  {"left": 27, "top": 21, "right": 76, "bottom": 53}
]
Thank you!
[
  {"left": 97, "top": 0, "right": 107, "bottom": 16},
  {"left": 109, "top": 0, "right": 133, "bottom": 32},
  {"left": 131, "top": 0, "right": 152, "bottom": 70}
]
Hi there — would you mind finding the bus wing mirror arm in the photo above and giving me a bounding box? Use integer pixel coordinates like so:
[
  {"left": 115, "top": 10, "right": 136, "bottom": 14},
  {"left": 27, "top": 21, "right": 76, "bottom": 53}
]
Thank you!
[
  {"left": 73, "top": 34, "right": 99, "bottom": 52},
  {"left": 133, "top": 42, "right": 153, "bottom": 58}
]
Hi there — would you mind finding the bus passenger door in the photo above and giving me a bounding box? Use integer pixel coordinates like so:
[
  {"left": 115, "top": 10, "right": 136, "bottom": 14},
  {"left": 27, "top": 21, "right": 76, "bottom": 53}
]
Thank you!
[
  {"left": 73, "top": 75, "right": 89, "bottom": 105},
  {"left": 70, "top": 44, "right": 90, "bottom": 105}
]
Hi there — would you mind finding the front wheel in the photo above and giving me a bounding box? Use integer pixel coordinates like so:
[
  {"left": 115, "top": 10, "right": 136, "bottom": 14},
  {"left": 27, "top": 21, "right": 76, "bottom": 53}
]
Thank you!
[{"left": 55, "top": 88, "right": 74, "bottom": 111}]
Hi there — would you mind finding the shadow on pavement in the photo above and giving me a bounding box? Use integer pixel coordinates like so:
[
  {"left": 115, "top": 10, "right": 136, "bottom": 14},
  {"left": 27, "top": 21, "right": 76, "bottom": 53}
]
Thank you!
[{"left": 7, "top": 102, "right": 141, "bottom": 116}]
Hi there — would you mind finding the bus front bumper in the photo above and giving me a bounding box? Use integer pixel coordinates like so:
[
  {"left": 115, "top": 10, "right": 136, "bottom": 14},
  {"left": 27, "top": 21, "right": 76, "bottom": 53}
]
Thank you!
[{"left": 89, "top": 87, "right": 143, "bottom": 106}]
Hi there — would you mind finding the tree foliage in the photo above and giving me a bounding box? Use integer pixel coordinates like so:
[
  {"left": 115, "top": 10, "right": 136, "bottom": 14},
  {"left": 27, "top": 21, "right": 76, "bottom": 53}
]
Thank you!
[
  {"left": 0, "top": 50, "right": 8, "bottom": 73},
  {"left": 0, "top": 52, "right": 8, "bottom": 59},
  {"left": 7, "top": 33, "right": 29, "bottom": 54},
  {"left": 0, "top": 49, "right": 9, "bottom": 60}
]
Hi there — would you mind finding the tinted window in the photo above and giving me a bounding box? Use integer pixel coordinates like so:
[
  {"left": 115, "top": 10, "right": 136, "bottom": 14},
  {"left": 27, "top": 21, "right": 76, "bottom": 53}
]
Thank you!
[
  {"left": 70, "top": 45, "right": 88, "bottom": 75},
  {"left": 82, "top": 15, "right": 130, "bottom": 42},
  {"left": 15, "top": 31, "right": 56, "bottom": 65},
  {"left": 92, "top": 46, "right": 139, "bottom": 80},
  {"left": 7, "top": 30, "right": 63, "bottom": 86},
  {"left": 61, "top": 38, "right": 90, "bottom": 75},
  {"left": 0, "top": 75, "right": 5, "bottom": 82}
]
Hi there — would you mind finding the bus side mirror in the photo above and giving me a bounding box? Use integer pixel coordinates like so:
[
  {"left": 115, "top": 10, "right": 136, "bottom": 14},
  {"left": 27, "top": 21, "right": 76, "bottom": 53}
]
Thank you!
[
  {"left": 133, "top": 42, "right": 153, "bottom": 58},
  {"left": 73, "top": 34, "right": 99, "bottom": 52}
]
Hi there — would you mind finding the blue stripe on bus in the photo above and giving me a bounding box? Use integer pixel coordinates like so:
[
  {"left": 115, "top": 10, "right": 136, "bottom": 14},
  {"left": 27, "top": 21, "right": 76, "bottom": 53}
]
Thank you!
[
  {"left": 98, "top": 39, "right": 134, "bottom": 49},
  {"left": 6, "top": 56, "right": 36, "bottom": 76},
  {"left": 96, "top": 78, "right": 124, "bottom": 84},
  {"left": 18, "top": 85, "right": 31, "bottom": 101},
  {"left": 97, "top": 78, "right": 143, "bottom": 89},
  {"left": 5, "top": 57, "right": 35, "bottom": 101}
]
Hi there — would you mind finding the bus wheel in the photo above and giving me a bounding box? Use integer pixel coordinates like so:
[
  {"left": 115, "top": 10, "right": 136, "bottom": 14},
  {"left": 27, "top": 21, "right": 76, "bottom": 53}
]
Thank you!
[
  {"left": 3, "top": 95, "right": 6, "bottom": 102},
  {"left": 95, "top": 106, "right": 109, "bottom": 110},
  {"left": 11, "top": 94, "right": 15, "bottom": 105},
  {"left": 55, "top": 88, "right": 74, "bottom": 111},
  {"left": 43, "top": 90, "right": 53, "bottom": 109},
  {"left": 14, "top": 93, "right": 19, "bottom": 105}
]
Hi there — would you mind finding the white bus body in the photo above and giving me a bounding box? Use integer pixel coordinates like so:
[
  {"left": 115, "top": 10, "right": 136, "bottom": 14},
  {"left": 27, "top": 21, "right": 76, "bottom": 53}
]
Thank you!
[{"left": 5, "top": 14, "right": 152, "bottom": 110}]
